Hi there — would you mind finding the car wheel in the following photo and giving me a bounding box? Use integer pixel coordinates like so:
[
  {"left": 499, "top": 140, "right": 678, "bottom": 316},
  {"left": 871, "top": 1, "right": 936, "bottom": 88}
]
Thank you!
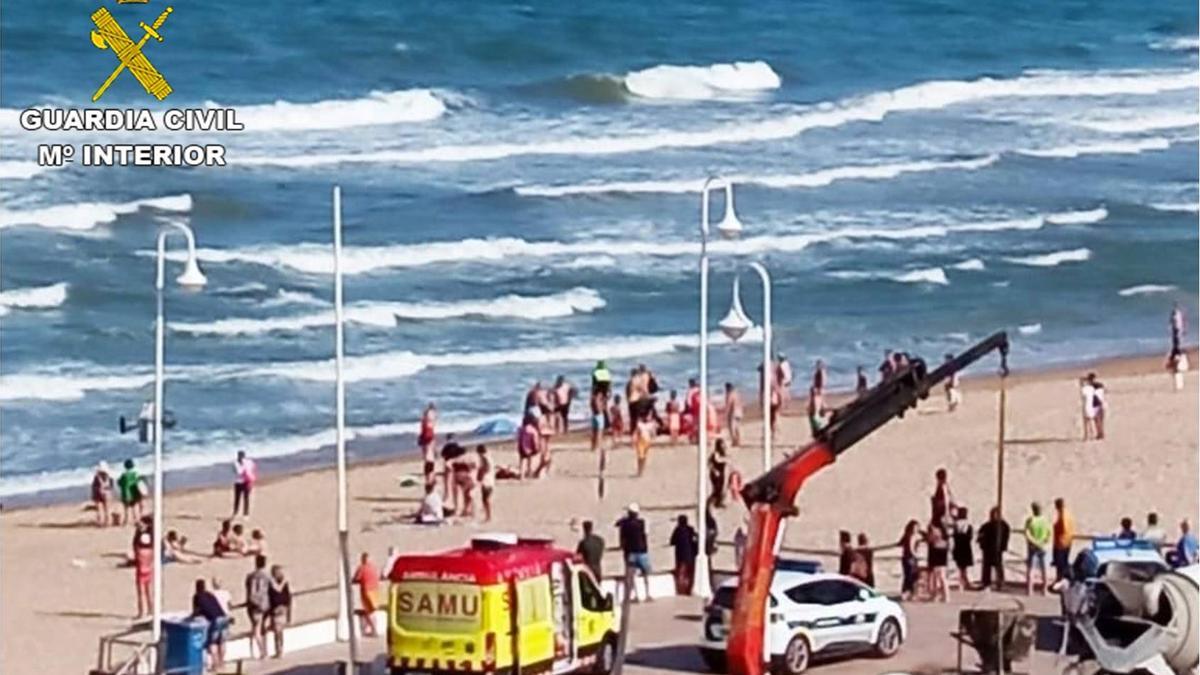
[
  {"left": 873, "top": 618, "right": 902, "bottom": 657},
  {"left": 778, "top": 635, "right": 811, "bottom": 675},
  {"left": 698, "top": 647, "right": 727, "bottom": 673},
  {"left": 593, "top": 636, "right": 616, "bottom": 675}
]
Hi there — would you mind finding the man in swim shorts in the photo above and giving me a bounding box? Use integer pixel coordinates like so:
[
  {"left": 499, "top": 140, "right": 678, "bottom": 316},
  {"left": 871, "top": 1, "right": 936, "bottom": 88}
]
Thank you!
[{"left": 724, "top": 383, "right": 743, "bottom": 447}]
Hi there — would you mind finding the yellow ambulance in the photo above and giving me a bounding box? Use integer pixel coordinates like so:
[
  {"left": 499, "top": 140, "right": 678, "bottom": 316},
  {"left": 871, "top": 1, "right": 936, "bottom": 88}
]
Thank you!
[{"left": 387, "top": 534, "right": 618, "bottom": 675}]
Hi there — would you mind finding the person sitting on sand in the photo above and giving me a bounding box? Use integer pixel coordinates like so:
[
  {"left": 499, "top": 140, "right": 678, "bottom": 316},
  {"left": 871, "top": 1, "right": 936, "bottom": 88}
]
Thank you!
[
  {"left": 165, "top": 530, "right": 202, "bottom": 564},
  {"left": 245, "top": 528, "right": 268, "bottom": 557},
  {"left": 229, "top": 524, "right": 248, "bottom": 556},
  {"left": 213, "top": 520, "right": 236, "bottom": 557},
  {"left": 416, "top": 483, "right": 444, "bottom": 525}
]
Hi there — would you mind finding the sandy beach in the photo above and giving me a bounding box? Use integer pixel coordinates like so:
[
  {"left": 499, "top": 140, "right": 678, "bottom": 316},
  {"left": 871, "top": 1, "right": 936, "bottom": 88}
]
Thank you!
[{"left": 2, "top": 352, "right": 1196, "bottom": 674}]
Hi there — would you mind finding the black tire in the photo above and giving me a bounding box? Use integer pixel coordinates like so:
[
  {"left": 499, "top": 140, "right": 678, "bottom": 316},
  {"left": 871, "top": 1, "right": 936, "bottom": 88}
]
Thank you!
[
  {"left": 777, "top": 635, "right": 811, "bottom": 675},
  {"left": 593, "top": 635, "right": 616, "bottom": 675},
  {"left": 873, "top": 617, "right": 903, "bottom": 658},
  {"left": 698, "top": 647, "right": 727, "bottom": 673}
]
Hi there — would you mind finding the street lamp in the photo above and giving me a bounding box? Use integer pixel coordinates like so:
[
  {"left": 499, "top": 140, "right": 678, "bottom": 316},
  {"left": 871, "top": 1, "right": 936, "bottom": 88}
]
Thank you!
[
  {"left": 718, "top": 263, "right": 773, "bottom": 473},
  {"left": 697, "top": 177, "right": 742, "bottom": 599},
  {"left": 152, "top": 220, "right": 206, "bottom": 646}
]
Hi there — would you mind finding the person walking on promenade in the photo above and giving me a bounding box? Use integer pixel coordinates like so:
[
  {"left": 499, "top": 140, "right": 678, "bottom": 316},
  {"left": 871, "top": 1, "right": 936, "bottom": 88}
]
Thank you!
[
  {"left": 244, "top": 554, "right": 271, "bottom": 659},
  {"left": 1052, "top": 498, "right": 1075, "bottom": 585},
  {"left": 1024, "top": 502, "right": 1052, "bottom": 596},
  {"left": 669, "top": 515, "right": 699, "bottom": 596},
  {"left": 190, "top": 578, "right": 229, "bottom": 671},
  {"left": 978, "top": 507, "right": 1010, "bottom": 591},
  {"left": 617, "top": 504, "right": 652, "bottom": 601},
  {"left": 577, "top": 520, "right": 605, "bottom": 579},
  {"left": 267, "top": 565, "right": 292, "bottom": 658},
  {"left": 232, "top": 451, "right": 257, "bottom": 518},
  {"left": 898, "top": 519, "right": 922, "bottom": 601}
]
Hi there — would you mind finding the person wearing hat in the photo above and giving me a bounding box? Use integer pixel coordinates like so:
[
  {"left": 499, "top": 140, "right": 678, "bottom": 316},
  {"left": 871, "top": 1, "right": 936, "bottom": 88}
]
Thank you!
[
  {"left": 616, "top": 503, "right": 652, "bottom": 601},
  {"left": 91, "top": 461, "right": 115, "bottom": 527}
]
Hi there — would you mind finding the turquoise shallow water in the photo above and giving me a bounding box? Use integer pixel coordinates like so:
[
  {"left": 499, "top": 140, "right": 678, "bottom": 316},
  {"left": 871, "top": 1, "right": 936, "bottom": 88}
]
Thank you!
[{"left": 0, "top": 0, "right": 1197, "bottom": 497}]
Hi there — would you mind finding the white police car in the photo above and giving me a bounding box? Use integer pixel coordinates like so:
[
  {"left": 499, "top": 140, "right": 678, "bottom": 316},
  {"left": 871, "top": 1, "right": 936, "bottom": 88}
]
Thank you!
[{"left": 698, "top": 567, "right": 906, "bottom": 674}]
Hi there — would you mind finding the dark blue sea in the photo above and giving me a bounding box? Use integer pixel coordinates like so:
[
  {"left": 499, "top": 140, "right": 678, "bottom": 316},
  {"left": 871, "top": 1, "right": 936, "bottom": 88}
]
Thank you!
[{"left": 0, "top": 0, "right": 1197, "bottom": 498}]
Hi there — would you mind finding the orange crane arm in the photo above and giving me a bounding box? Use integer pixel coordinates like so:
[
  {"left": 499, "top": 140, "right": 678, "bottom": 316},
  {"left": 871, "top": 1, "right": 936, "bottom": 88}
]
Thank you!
[{"left": 725, "top": 331, "right": 1009, "bottom": 675}]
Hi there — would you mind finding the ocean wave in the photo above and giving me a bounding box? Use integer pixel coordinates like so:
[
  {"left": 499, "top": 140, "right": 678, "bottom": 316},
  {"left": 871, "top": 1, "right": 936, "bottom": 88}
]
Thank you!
[
  {"left": 1045, "top": 207, "right": 1108, "bottom": 224},
  {"left": 1003, "top": 248, "right": 1091, "bottom": 267},
  {"left": 175, "top": 208, "right": 1104, "bottom": 275},
  {"left": 0, "top": 371, "right": 153, "bottom": 402},
  {"left": 0, "top": 194, "right": 192, "bottom": 232},
  {"left": 234, "top": 68, "right": 1198, "bottom": 168},
  {"left": 1149, "top": 202, "right": 1200, "bottom": 213},
  {"left": 1118, "top": 284, "right": 1177, "bottom": 297},
  {"left": 1072, "top": 111, "right": 1197, "bottom": 134},
  {"left": 259, "top": 289, "right": 329, "bottom": 308},
  {"left": 1018, "top": 323, "right": 1043, "bottom": 335},
  {"left": 828, "top": 266, "right": 949, "bottom": 285},
  {"left": 0, "top": 161, "right": 56, "bottom": 181},
  {"left": 1017, "top": 137, "right": 1172, "bottom": 158},
  {"left": 623, "top": 61, "right": 782, "bottom": 101},
  {"left": 562, "top": 255, "right": 618, "bottom": 269},
  {"left": 208, "top": 89, "right": 449, "bottom": 132},
  {"left": 950, "top": 258, "right": 986, "bottom": 271},
  {"left": 170, "top": 287, "right": 606, "bottom": 336},
  {"left": 1149, "top": 36, "right": 1200, "bottom": 52},
  {"left": 0, "top": 282, "right": 68, "bottom": 315},
  {"left": 515, "top": 155, "right": 999, "bottom": 197}
]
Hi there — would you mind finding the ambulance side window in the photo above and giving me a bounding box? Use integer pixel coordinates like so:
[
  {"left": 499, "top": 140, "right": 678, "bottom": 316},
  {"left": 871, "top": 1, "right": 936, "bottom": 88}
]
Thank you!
[{"left": 577, "top": 571, "right": 611, "bottom": 612}]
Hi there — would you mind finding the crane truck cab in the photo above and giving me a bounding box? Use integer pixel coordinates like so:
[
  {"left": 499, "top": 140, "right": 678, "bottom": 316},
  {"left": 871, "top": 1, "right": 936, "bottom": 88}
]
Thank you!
[{"left": 387, "top": 534, "right": 618, "bottom": 675}]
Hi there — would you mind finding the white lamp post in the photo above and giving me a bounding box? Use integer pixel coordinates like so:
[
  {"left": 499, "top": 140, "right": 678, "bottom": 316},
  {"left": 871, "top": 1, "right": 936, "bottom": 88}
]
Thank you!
[
  {"left": 718, "top": 263, "right": 773, "bottom": 473},
  {"left": 697, "top": 177, "right": 742, "bottom": 599},
  {"left": 152, "top": 220, "right": 206, "bottom": 645}
]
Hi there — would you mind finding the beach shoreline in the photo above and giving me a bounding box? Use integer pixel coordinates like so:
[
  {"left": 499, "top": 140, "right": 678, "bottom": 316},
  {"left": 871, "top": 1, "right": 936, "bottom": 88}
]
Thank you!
[{"left": 2, "top": 345, "right": 1190, "bottom": 512}]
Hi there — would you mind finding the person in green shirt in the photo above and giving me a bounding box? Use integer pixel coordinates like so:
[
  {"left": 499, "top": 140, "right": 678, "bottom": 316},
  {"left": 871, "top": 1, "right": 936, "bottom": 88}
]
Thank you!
[
  {"left": 116, "top": 459, "right": 144, "bottom": 526},
  {"left": 1024, "top": 501, "right": 1052, "bottom": 596}
]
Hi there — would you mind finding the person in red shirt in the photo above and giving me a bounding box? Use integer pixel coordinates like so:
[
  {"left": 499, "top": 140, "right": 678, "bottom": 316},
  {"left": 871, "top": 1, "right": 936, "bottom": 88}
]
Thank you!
[{"left": 351, "top": 552, "right": 380, "bottom": 637}]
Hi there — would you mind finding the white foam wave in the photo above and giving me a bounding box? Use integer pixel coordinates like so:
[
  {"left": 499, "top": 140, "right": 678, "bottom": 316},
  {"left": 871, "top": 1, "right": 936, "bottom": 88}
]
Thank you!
[
  {"left": 951, "top": 258, "right": 986, "bottom": 271},
  {"left": 829, "top": 266, "right": 948, "bottom": 285},
  {"left": 0, "top": 371, "right": 153, "bottom": 402},
  {"left": 178, "top": 209, "right": 1103, "bottom": 276},
  {"left": 1149, "top": 202, "right": 1200, "bottom": 213},
  {"left": 1004, "top": 248, "right": 1091, "bottom": 267},
  {"left": 0, "top": 282, "right": 68, "bottom": 314},
  {"left": 562, "top": 255, "right": 617, "bottom": 269},
  {"left": 515, "top": 156, "right": 999, "bottom": 197},
  {"left": 260, "top": 289, "right": 329, "bottom": 308},
  {"left": 1018, "top": 323, "right": 1043, "bottom": 335},
  {"left": 234, "top": 68, "right": 1198, "bottom": 167},
  {"left": 1018, "top": 137, "right": 1171, "bottom": 158},
  {"left": 1045, "top": 207, "right": 1108, "bottom": 224},
  {"left": 1118, "top": 284, "right": 1177, "bottom": 297},
  {"left": 1150, "top": 36, "right": 1200, "bottom": 52},
  {"left": 0, "top": 194, "right": 192, "bottom": 231},
  {"left": 171, "top": 287, "right": 606, "bottom": 336},
  {"left": 0, "top": 161, "right": 55, "bottom": 180},
  {"left": 1073, "top": 111, "right": 1197, "bottom": 134},
  {"left": 623, "top": 61, "right": 781, "bottom": 101},
  {"left": 209, "top": 89, "right": 448, "bottom": 132}
]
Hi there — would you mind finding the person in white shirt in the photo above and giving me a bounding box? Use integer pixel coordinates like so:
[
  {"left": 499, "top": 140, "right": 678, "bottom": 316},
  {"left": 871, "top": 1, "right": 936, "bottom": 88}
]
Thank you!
[
  {"left": 1079, "top": 376, "right": 1097, "bottom": 441},
  {"left": 1142, "top": 512, "right": 1167, "bottom": 547},
  {"left": 416, "top": 484, "right": 444, "bottom": 525},
  {"left": 1167, "top": 348, "right": 1189, "bottom": 391},
  {"left": 232, "top": 451, "right": 257, "bottom": 518}
]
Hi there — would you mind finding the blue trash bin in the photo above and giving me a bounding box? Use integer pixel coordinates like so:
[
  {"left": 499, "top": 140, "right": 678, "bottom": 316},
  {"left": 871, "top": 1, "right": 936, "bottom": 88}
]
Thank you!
[{"left": 161, "top": 617, "right": 206, "bottom": 675}]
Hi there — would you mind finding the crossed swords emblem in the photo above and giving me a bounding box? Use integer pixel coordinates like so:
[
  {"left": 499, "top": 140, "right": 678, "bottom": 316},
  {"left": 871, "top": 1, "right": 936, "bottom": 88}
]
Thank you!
[{"left": 89, "top": 6, "right": 174, "bottom": 102}]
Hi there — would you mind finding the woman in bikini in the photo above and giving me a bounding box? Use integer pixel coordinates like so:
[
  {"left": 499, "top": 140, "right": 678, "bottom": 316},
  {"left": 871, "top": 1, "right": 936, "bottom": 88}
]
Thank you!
[{"left": 418, "top": 403, "right": 437, "bottom": 487}]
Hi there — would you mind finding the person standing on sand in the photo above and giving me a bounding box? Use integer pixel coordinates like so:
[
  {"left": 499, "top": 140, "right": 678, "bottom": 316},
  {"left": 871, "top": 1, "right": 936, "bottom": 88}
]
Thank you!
[
  {"left": 476, "top": 445, "right": 494, "bottom": 523},
  {"left": 352, "top": 552, "right": 381, "bottom": 637},
  {"left": 669, "top": 515, "right": 699, "bottom": 596},
  {"left": 978, "top": 507, "right": 1010, "bottom": 590},
  {"left": 1023, "top": 502, "right": 1051, "bottom": 596},
  {"left": 577, "top": 520, "right": 605, "bottom": 579},
  {"left": 1079, "top": 376, "right": 1097, "bottom": 440},
  {"left": 879, "top": 350, "right": 895, "bottom": 382},
  {"left": 926, "top": 523, "right": 950, "bottom": 603},
  {"left": 591, "top": 360, "right": 612, "bottom": 398},
  {"left": 517, "top": 414, "right": 540, "bottom": 478},
  {"left": 777, "top": 354, "right": 793, "bottom": 401},
  {"left": 244, "top": 554, "right": 271, "bottom": 659},
  {"left": 1088, "top": 373, "right": 1107, "bottom": 440},
  {"left": 418, "top": 403, "right": 437, "bottom": 488},
  {"left": 930, "top": 468, "right": 955, "bottom": 529},
  {"left": 855, "top": 366, "right": 869, "bottom": 397},
  {"left": 552, "top": 375, "right": 576, "bottom": 434},
  {"left": 1052, "top": 498, "right": 1075, "bottom": 584},
  {"left": 708, "top": 439, "right": 728, "bottom": 508},
  {"left": 267, "top": 565, "right": 291, "bottom": 658},
  {"left": 440, "top": 434, "right": 466, "bottom": 510},
  {"left": 952, "top": 507, "right": 975, "bottom": 591},
  {"left": 1166, "top": 347, "right": 1189, "bottom": 391},
  {"left": 724, "top": 383, "right": 743, "bottom": 447},
  {"left": 609, "top": 394, "right": 627, "bottom": 438},
  {"left": 852, "top": 533, "right": 875, "bottom": 587},
  {"left": 589, "top": 389, "right": 607, "bottom": 453},
  {"left": 232, "top": 451, "right": 257, "bottom": 518},
  {"left": 617, "top": 504, "right": 652, "bottom": 601},
  {"left": 633, "top": 412, "right": 654, "bottom": 477},
  {"left": 1170, "top": 303, "right": 1186, "bottom": 352},
  {"left": 944, "top": 354, "right": 962, "bottom": 412},
  {"left": 91, "top": 461, "right": 114, "bottom": 527},
  {"left": 811, "top": 359, "right": 827, "bottom": 396},
  {"left": 133, "top": 522, "right": 154, "bottom": 618},
  {"left": 117, "top": 458, "right": 144, "bottom": 526},
  {"left": 838, "top": 530, "right": 854, "bottom": 576},
  {"left": 666, "top": 390, "right": 682, "bottom": 444},
  {"left": 898, "top": 520, "right": 921, "bottom": 601}
]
